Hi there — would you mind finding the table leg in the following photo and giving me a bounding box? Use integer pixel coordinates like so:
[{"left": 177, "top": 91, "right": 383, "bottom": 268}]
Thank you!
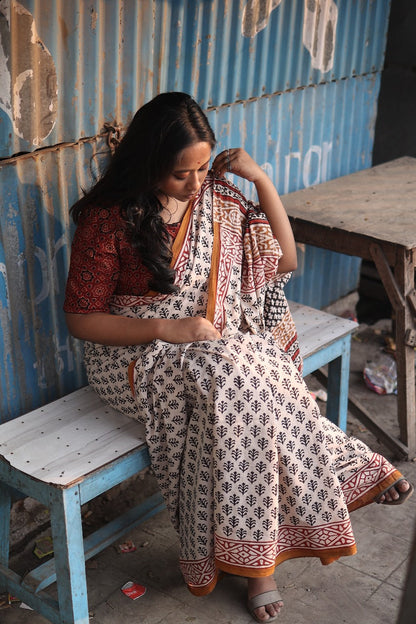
[
  {"left": 394, "top": 251, "right": 416, "bottom": 457},
  {"left": 369, "top": 244, "right": 416, "bottom": 458},
  {"left": 0, "top": 483, "right": 11, "bottom": 592}
]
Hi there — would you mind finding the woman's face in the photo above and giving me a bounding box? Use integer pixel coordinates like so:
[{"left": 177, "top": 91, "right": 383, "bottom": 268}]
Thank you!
[{"left": 158, "top": 141, "right": 212, "bottom": 203}]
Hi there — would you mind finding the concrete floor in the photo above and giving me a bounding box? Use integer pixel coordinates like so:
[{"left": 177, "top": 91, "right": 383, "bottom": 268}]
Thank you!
[{"left": 2, "top": 303, "right": 416, "bottom": 624}]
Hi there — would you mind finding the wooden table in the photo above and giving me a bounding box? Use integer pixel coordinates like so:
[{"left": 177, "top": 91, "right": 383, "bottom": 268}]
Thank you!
[{"left": 283, "top": 156, "right": 416, "bottom": 459}]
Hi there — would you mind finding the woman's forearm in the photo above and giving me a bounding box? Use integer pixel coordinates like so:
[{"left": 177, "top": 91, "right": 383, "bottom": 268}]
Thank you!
[
  {"left": 65, "top": 312, "right": 164, "bottom": 345},
  {"left": 65, "top": 312, "right": 221, "bottom": 346}
]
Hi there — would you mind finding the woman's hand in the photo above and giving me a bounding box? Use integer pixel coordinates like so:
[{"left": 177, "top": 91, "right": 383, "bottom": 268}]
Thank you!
[
  {"left": 159, "top": 317, "right": 222, "bottom": 343},
  {"left": 212, "top": 148, "right": 265, "bottom": 183}
]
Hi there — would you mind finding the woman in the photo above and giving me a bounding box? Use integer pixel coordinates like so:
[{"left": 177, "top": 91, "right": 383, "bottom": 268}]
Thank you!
[{"left": 64, "top": 92, "right": 412, "bottom": 623}]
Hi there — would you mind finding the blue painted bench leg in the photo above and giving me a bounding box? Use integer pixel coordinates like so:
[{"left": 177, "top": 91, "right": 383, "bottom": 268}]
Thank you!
[
  {"left": 325, "top": 335, "right": 352, "bottom": 432},
  {"left": 49, "top": 487, "right": 89, "bottom": 624},
  {"left": 0, "top": 483, "right": 11, "bottom": 592}
]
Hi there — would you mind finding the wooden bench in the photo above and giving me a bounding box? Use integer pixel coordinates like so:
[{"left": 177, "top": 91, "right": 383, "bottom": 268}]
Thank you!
[
  {"left": 0, "top": 303, "right": 357, "bottom": 624},
  {"left": 290, "top": 301, "right": 358, "bottom": 432}
]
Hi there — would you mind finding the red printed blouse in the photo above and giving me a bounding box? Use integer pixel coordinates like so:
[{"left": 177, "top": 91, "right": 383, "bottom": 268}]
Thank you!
[{"left": 64, "top": 205, "right": 180, "bottom": 314}]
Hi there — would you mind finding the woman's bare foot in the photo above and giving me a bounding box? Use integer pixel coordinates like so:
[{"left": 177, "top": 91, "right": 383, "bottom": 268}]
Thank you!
[
  {"left": 247, "top": 575, "right": 283, "bottom": 621},
  {"left": 377, "top": 479, "right": 412, "bottom": 503}
]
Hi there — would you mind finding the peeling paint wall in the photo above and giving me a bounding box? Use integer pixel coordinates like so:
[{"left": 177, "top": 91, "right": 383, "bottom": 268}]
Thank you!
[
  {"left": 0, "top": 0, "right": 392, "bottom": 421},
  {"left": 0, "top": 0, "right": 57, "bottom": 148},
  {"left": 242, "top": 0, "right": 338, "bottom": 74},
  {"left": 302, "top": 0, "right": 338, "bottom": 73}
]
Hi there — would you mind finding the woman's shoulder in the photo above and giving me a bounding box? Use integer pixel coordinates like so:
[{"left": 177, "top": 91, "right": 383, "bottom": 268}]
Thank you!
[
  {"left": 78, "top": 202, "right": 123, "bottom": 223},
  {"left": 76, "top": 203, "right": 127, "bottom": 232},
  {"left": 73, "top": 203, "right": 129, "bottom": 246}
]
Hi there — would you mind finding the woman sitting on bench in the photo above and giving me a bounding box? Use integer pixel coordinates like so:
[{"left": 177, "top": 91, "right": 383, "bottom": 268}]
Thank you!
[{"left": 64, "top": 92, "right": 412, "bottom": 623}]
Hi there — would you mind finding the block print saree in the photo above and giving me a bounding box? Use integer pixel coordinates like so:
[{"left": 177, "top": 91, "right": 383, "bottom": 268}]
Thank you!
[{"left": 84, "top": 173, "right": 402, "bottom": 595}]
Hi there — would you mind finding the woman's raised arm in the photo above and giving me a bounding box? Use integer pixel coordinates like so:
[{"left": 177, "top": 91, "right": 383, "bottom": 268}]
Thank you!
[{"left": 212, "top": 148, "right": 297, "bottom": 274}]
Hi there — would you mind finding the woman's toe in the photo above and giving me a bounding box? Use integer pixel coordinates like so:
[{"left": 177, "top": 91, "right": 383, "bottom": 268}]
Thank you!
[
  {"left": 397, "top": 479, "right": 410, "bottom": 493},
  {"left": 253, "top": 606, "right": 269, "bottom": 621},
  {"left": 252, "top": 599, "right": 283, "bottom": 621},
  {"left": 389, "top": 480, "right": 410, "bottom": 500},
  {"left": 378, "top": 479, "right": 412, "bottom": 504},
  {"left": 387, "top": 487, "right": 399, "bottom": 501},
  {"left": 271, "top": 599, "right": 283, "bottom": 615}
]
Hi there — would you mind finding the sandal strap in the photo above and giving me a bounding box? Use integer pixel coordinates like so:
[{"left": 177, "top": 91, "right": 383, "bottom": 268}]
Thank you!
[{"left": 248, "top": 589, "right": 283, "bottom": 611}]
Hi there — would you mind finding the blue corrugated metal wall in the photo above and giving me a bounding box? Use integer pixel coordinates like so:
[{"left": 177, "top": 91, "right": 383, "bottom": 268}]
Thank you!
[
  {"left": 209, "top": 73, "right": 378, "bottom": 306},
  {"left": 0, "top": 0, "right": 392, "bottom": 420},
  {"left": 1, "top": 0, "right": 389, "bottom": 156}
]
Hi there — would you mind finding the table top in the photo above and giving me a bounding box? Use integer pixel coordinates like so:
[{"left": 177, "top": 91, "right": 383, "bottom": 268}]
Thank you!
[{"left": 283, "top": 157, "right": 416, "bottom": 257}]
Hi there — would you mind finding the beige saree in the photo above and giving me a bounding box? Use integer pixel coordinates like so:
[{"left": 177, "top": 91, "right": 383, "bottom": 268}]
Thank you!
[{"left": 84, "top": 173, "right": 402, "bottom": 595}]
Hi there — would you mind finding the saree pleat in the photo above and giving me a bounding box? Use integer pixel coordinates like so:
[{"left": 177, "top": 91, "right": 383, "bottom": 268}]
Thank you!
[{"left": 84, "top": 173, "right": 401, "bottom": 595}]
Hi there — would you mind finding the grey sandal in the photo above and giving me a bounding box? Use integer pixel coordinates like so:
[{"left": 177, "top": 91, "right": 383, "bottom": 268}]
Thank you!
[
  {"left": 247, "top": 589, "right": 283, "bottom": 622},
  {"left": 375, "top": 478, "right": 414, "bottom": 505}
]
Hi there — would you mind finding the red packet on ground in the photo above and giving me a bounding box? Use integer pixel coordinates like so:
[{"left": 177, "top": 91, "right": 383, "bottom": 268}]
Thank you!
[
  {"left": 121, "top": 581, "right": 146, "bottom": 600},
  {"left": 118, "top": 540, "right": 136, "bottom": 553}
]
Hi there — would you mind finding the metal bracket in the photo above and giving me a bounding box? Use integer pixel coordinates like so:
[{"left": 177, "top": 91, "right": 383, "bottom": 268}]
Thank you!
[
  {"left": 103, "top": 122, "right": 122, "bottom": 154},
  {"left": 405, "top": 328, "right": 416, "bottom": 348},
  {"left": 408, "top": 290, "right": 416, "bottom": 318}
]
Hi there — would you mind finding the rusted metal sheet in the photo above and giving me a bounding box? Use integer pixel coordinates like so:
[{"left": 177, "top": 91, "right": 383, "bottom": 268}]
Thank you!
[
  {"left": 208, "top": 73, "right": 379, "bottom": 196},
  {"left": 0, "top": 0, "right": 393, "bottom": 420},
  {"left": 0, "top": 135, "right": 110, "bottom": 421},
  {"left": 0, "top": 0, "right": 391, "bottom": 158}
]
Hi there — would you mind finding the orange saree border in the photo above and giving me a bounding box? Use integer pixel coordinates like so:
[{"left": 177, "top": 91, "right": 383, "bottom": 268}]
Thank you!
[
  {"left": 206, "top": 221, "right": 221, "bottom": 324},
  {"left": 185, "top": 543, "right": 358, "bottom": 596},
  {"left": 171, "top": 200, "right": 194, "bottom": 263},
  {"left": 128, "top": 360, "right": 137, "bottom": 397}
]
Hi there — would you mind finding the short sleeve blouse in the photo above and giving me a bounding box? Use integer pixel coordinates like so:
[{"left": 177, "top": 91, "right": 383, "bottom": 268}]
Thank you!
[{"left": 64, "top": 205, "right": 180, "bottom": 314}]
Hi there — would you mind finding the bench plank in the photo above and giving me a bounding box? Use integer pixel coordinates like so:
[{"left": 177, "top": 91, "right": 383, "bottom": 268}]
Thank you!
[
  {"left": 290, "top": 300, "right": 357, "bottom": 359},
  {"left": 0, "top": 387, "right": 146, "bottom": 486}
]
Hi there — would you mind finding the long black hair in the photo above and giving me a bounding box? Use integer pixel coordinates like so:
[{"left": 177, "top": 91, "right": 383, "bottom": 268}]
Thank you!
[{"left": 71, "top": 92, "right": 216, "bottom": 293}]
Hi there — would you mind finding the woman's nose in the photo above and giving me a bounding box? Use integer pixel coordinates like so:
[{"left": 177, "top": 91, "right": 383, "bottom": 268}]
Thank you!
[{"left": 186, "top": 171, "right": 199, "bottom": 191}]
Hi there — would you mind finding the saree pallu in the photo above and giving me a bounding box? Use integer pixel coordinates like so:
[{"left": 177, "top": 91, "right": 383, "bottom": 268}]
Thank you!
[{"left": 84, "top": 173, "right": 402, "bottom": 595}]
